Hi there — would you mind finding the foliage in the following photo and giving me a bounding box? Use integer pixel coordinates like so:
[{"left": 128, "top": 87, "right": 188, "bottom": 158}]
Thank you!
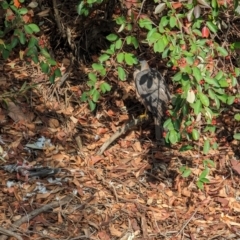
[
  {"left": 0, "top": 0, "right": 60, "bottom": 83},
  {"left": 78, "top": 3, "right": 138, "bottom": 110},
  {"left": 78, "top": 0, "right": 240, "bottom": 188}
]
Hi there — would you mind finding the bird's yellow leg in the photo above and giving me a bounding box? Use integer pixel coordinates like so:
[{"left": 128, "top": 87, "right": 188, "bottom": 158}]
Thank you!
[{"left": 138, "top": 109, "right": 149, "bottom": 121}]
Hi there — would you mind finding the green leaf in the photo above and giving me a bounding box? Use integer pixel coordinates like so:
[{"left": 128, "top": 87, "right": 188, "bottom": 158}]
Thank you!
[
  {"left": 169, "top": 130, "right": 178, "bottom": 144},
  {"left": 162, "top": 47, "right": 169, "bottom": 58},
  {"left": 116, "top": 16, "right": 125, "bottom": 25},
  {"left": 217, "top": 94, "right": 228, "bottom": 103},
  {"left": 163, "top": 118, "right": 174, "bottom": 130},
  {"left": 172, "top": 72, "right": 182, "bottom": 81},
  {"left": 54, "top": 68, "right": 61, "bottom": 77},
  {"left": 201, "top": 177, "right": 210, "bottom": 183},
  {"left": 100, "top": 82, "right": 111, "bottom": 93},
  {"left": 28, "top": 37, "right": 38, "bottom": 47},
  {"left": 124, "top": 53, "right": 137, "bottom": 66},
  {"left": 28, "top": 24, "right": 40, "bottom": 33},
  {"left": 233, "top": 133, "right": 240, "bottom": 140},
  {"left": 126, "top": 36, "right": 131, "bottom": 44},
  {"left": 40, "top": 62, "right": 49, "bottom": 74},
  {"left": 154, "top": 39, "right": 167, "bottom": 53},
  {"left": 2, "top": 49, "right": 9, "bottom": 59},
  {"left": 139, "top": 18, "right": 152, "bottom": 30},
  {"left": 234, "top": 113, "right": 240, "bottom": 121},
  {"left": 80, "top": 92, "right": 88, "bottom": 102},
  {"left": 18, "top": 31, "right": 26, "bottom": 45},
  {"left": 218, "top": 79, "right": 228, "bottom": 87},
  {"left": 105, "top": 49, "right": 114, "bottom": 55},
  {"left": 206, "top": 21, "right": 218, "bottom": 33},
  {"left": 115, "top": 39, "right": 122, "bottom": 49},
  {"left": 169, "top": 16, "right": 177, "bottom": 28},
  {"left": 49, "top": 74, "right": 55, "bottom": 83},
  {"left": 199, "top": 93, "right": 209, "bottom": 107},
  {"left": 231, "top": 42, "right": 240, "bottom": 50},
  {"left": 217, "top": 46, "right": 228, "bottom": 57},
  {"left": 215, "top": 71, "right": 223, "bottom": 80},
  {"left": 126, "top": 24, "right": 132, "bottom": 31},
  {"left": 117, "top": 53, "right": 124, "bottom": 63},
  {"left": 204, "top": 77, "right": 220, "bottom": 87},
  {"left": 88, "top": 72, "right": 97, "bottom": 82},
  {"left": 192, "top": 66, "right": 202, "bottom": 82},
  {"left": 88, "top": 100, "right": 96, "bottom": 111},
  {"left": 92, "top": 89, "right": 100, "bottom": 102},
  {"left": 203, "top": 159, "right": 215, "bottom": 167},
  {"left": 92, "top": 63, "right": 104, "bottom": 71},
  {"left": 199, "top": 168, "right": 209, "bottom": 179},
  {"left": 1, "top": 1, "right": 9, "bottom": 9},
  {"left": 235, "top": 67, "right": 240, "bottom": 77},
  {"left": 46, "top": 58, "right": 57, "bottom": 65},
  {"left": 182, "top": 169, "right": 192, "bottom": 177},
  {"left": 203, "top": 139, "right": 210, "bottom": 154},
  {"left": 208, "top": 89, "right": 216, "bottom": 99},
  {"left": 192, "top": 129, "right": 200, "bottom": 140},
  {"left": 77, "top": 1, "right": 84, "bottom": 15},
  {"left": 40, "top": 48, "right": 51, "bottom": 58},
  {"left": 18, "top": 8, "right": 28, "bottom": 15},
  {"left": 159, "top": 16, "right": 169, "bottom": 28},
  {"left": 98, "top": 54, "right": 110, "bottom": 63},
  {"left": 100, "top": 69, "right": 106, "bottom": 76},
  {"left": 227, "top": 96, "right": 235, "bottom": 105},
  {"left": 196, "top": 180, "right": 204, "bottom": 190},
  {"left": 11, "top": 37, "right": 18, "bottom": 48},
  {"left": 131, "top": 36, "right": 139, "bottom": 49},
  {"left": 179, "top": 145, "right": 193, "bottom": 151},
  {"left": 24, "top": 25, "right": 33, "bottom": 34},
  {"left": 106, "top": 33, "right": 118, "bottom": 41},
  {"left": 118, "top": 66, "right": 126, "bottom": 81},
  {"left": 32, "top": 55, "right": 39, "bottom": 64},
  {"left": 203, "top": 107, "right": 213, "bottom": 120},
  {"left": 191, "top": 99, "right": 202, "bottom": 114}
]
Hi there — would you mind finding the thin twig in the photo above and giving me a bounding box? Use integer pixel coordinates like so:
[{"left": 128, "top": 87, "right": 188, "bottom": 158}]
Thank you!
[
  {"left": 176, "top": 208, "right": 198, "bottom": 236},
  {"left": 0, "top": 195, "right": 74, "bottom": 240}
]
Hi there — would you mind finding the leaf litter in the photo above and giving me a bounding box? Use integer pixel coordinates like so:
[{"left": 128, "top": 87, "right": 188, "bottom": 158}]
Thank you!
[{"left": 1, "top": 51, "right": 240, "bottom": 240}]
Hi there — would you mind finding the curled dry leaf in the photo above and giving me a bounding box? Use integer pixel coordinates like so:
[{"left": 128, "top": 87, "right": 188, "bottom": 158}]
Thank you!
[
  {"left": 194, "top": 5, "right": 201, "bottom": 18},
  {"left": 154, "top": 3, "right": 166, "bottom": 14},
  {"left": 197, "top": 0, "right": 211, "bottom": 8}
]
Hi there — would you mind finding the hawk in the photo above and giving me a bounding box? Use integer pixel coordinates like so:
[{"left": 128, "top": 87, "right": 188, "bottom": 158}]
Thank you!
[{"left": 133, "top": 60, "right": 171, "bottom": 140}]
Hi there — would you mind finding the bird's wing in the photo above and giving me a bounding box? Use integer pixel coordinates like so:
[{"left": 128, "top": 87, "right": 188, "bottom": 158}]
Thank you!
[{"left": 135, "top": 68, "right": 170, "bottom": 117}]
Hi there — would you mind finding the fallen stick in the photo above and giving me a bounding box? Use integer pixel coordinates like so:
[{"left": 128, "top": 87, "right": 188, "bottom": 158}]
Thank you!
[{"left": 97, "top": 115, "right": 149, "bottom": 155}]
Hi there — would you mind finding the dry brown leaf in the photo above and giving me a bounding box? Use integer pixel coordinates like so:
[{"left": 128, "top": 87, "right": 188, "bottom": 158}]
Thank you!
[
  {"left": 109, "top": 224, "right": 122, "bottom": 237},
  {"left": 48, "top": 118, "right": 60, "bottom": 128},
  {"left": 7, "top": 101, "right": 27, "bottom": 122},
  {"left": 182, "top": 187, "right": 191, "bottom": 197},
  {"left": 89, "top": 155, "right": 103, "bottom": 165},
  {"left": 119, "top": 114, "right": 129, "bottom": 122},
  {"left": 8, "top": 136, "right": 22, "bottom": 149},
  {"left": 230, "top": 159, "right": 240, "bottom": 175},
  {"left": 36, "top": 192, "right": 51, "bottom": 200},
  {"left": 132, "top": 141, "right": 142, "bottom": 152},
  {"left": 98, "top": 231, "right": 111, "bottom": 240},
  {"left": 220, "top": 213, "right": 240, "bottom": 227}
]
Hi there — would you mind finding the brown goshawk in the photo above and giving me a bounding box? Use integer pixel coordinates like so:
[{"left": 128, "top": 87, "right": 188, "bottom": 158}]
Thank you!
[{"left": 133, "top": 60, "right": 171, "bottom": 140}]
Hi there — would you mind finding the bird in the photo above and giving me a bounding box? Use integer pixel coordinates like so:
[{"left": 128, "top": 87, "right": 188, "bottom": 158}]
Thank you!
[{"left": 133, "top": 60, "right": 171, "bottom": 140}]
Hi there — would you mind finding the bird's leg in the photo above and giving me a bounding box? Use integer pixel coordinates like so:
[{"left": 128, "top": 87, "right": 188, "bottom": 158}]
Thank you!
[{"left": 138, "top": 108, "right": 149, "bottom": 121}]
